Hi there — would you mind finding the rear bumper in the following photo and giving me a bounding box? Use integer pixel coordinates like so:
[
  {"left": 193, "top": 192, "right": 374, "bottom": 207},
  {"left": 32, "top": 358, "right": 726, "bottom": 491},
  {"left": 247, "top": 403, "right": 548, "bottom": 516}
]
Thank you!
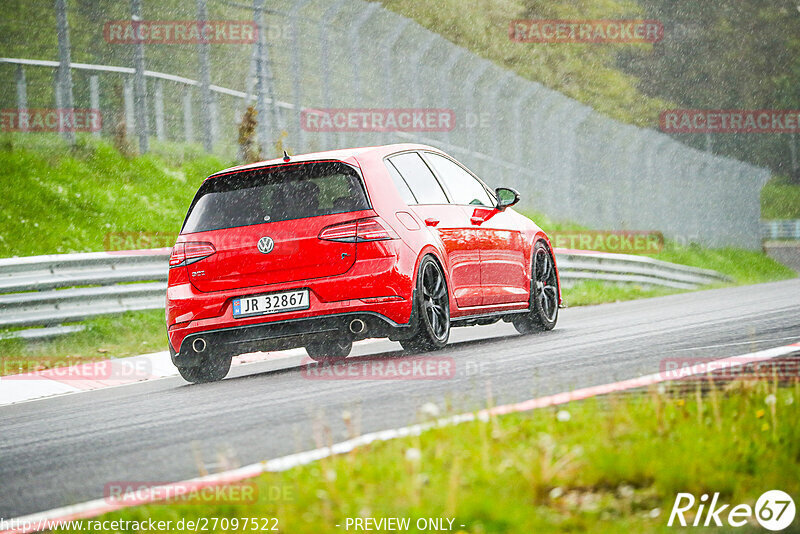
[
  {"left": 167, "top": 263, "right": 417, "bottom": 365},
  {"left": 166, "top": 237, "right": 422, "bottom": 365},
  {"left": 170, "top": 309, "right": 414, "bottom": 367}
]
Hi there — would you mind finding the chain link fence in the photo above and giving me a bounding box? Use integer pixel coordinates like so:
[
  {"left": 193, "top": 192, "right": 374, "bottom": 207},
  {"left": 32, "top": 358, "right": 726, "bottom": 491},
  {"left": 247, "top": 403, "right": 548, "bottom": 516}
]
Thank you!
[{"left": 0, "top": 0, "right": 770, "bottom": 249}]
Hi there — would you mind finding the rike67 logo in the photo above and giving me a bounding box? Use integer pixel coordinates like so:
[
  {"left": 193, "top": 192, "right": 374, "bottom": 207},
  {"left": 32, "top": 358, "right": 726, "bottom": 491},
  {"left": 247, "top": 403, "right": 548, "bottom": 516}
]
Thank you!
[{"left": 668, "top": 490, "right": 796, "bottom": 531}]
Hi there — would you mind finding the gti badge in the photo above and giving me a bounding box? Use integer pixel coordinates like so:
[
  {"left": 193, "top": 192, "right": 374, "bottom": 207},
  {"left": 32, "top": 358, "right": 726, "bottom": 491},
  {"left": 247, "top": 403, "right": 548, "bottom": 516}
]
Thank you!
[{"left": 257, "top": 236, "right": 274, "bottom": 254}]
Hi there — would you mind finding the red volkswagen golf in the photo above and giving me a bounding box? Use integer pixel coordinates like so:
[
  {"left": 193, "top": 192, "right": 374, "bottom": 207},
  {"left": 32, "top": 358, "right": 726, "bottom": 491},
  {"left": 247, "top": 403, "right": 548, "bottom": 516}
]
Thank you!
[{"left": 167, "top": 144, "right": 561, "bottom": 382}]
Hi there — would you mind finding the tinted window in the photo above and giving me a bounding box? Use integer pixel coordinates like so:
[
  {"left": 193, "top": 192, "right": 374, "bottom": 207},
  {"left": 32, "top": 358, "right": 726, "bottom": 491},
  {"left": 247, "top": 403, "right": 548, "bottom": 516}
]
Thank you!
[
  {"left": 425, "top": 153, "right": 494, "bottom": 207},
  {"left": 384, "top": 160, "right": 417, "bottom": 204},
  {"left": 388, "top": 153, "right": 449, "bottom": 204},
  {"left": 182, "top": 162, "right": 369, "bottom": 233}
]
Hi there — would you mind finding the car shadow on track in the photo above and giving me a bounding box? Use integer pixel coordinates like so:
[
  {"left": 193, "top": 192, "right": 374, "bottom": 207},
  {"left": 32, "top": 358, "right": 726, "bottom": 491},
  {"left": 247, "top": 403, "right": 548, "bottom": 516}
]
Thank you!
[{"left": 182, "top": 328, "right": 563, "bottom": 387}]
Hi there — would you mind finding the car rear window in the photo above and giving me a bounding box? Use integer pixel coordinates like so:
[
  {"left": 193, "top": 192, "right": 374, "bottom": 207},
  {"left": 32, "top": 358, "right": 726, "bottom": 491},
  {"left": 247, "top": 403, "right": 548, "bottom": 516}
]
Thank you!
[{"left": 182, "top": 161, "right": 370, "bottom": 233}]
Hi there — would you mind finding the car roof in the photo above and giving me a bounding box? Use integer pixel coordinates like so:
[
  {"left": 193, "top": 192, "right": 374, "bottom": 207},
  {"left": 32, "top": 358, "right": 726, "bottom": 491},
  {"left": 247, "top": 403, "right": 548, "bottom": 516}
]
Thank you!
[{"left": 205, "top": 143, "right": 441, "bottom": 181}]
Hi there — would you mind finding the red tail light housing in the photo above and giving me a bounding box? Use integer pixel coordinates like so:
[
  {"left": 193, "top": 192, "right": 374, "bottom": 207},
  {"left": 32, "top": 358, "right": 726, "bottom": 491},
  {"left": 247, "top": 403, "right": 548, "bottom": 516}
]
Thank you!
[
  {"left": 318, "top": 218, "right": 398, "bottom": 243},
  {"left": 169, "top": 241, "right": 216, "bottom": 268}
]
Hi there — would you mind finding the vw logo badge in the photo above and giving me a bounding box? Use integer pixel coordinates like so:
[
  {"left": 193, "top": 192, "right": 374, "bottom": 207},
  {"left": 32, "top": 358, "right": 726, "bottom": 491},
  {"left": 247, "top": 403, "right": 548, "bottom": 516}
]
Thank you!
[{"left": 257, "top": 236, "right": 274, "bottom": 254}]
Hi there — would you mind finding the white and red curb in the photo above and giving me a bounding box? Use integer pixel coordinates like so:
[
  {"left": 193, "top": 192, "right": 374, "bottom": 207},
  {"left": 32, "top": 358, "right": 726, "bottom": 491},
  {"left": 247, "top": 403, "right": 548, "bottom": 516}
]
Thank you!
[{"left": 2, "top": 342, "right": 798, "bottom": 533}]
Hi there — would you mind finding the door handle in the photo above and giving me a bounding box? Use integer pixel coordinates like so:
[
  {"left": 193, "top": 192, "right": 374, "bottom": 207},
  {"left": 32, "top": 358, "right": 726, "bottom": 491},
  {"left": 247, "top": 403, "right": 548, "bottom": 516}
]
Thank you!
[
  {"left": 470, "top": 216, "right": 484, "bottom": 225},
  {"left": 424, "top": 218, "right": 440, "bottom": 227}
]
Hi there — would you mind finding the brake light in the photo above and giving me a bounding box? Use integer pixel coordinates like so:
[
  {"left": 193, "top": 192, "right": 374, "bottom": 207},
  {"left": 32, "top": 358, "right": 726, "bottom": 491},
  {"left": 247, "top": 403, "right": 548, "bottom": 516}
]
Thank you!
[
  {"left": 169, "top": 241, "right": 216, "bottom": 268},
  {"left": 356, "top": 219, "right": 396, "bottom": 241},
  {"left": 318, "top": 218, "right": 398, "bottom": 243},
  {"left": 318, "top": 221, "right": 358, "bottom": 242}
]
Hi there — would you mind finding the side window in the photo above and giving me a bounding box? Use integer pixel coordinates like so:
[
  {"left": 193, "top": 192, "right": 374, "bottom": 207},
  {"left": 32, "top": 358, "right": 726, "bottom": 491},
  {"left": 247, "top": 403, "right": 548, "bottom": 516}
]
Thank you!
[
  {"left": 388, "top": 153, "right": 449, "bottom": 205},
  {"left": 424, "top": 153, "right": 494, "bottom": 207},
  {"left": 384, "top": 160, "right": 417, "bottom": 204}
]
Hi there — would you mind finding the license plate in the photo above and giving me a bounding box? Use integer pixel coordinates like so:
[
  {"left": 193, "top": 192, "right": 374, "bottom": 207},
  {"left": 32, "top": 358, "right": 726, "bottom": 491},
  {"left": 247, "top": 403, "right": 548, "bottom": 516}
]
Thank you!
[{"left": 232, "top": 289, "right": 310, "bottom": 318}]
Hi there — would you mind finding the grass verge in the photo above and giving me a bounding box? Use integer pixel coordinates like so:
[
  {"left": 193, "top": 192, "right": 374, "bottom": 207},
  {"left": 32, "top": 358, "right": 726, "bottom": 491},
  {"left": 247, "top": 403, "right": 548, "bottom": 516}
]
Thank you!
[
  {"left": 761, "top": 176, "right": 800, "bottom": 220},
  {"left": 0, "top": 310, "right": 166, "bottom": 376},
  {"left": 54, "top": 379, "right": 800, "bottom": 533},
  {"left": 379, "top": 0, "right": 669, "bottom": 127},
  {"left": 0, "top": 133, "right": 231, "bottom": 257}
]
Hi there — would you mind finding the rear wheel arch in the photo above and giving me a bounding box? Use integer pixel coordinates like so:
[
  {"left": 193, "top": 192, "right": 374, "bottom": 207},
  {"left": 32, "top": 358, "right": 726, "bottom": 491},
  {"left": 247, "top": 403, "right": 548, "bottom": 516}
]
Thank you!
[
  {"left": 401, "top": 253, "right": 451, "bottom": 352},
  {"left": 413, "top": 247, "right": 448, "bottom": 290},
  {"left": 413, "top": 247, "right": 453, "bottom": 307},
  {"left": 528, "top": 234, "right": 560, "bottom": 302},
  {"left": 513, "top": 239, "right": 559, "bottom": 334}
]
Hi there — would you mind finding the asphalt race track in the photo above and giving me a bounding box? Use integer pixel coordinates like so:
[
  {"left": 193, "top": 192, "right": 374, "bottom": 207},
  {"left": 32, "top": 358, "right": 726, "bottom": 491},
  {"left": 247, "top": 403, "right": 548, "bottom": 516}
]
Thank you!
[{"left": 1, "top": 279, "right": 799, "bottom": 518}]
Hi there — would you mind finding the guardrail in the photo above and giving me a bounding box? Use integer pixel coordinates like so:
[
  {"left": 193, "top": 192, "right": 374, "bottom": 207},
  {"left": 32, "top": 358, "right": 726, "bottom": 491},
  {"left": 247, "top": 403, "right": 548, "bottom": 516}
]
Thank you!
[
  {"left": 0, "top": 247, "right": 730, "bottom": 340},
  {"left": 556, "top": 249, "right": 730, "bottom": 289},
  {"left": 762, "top": 220, "right": 800, "bottom": 240}
]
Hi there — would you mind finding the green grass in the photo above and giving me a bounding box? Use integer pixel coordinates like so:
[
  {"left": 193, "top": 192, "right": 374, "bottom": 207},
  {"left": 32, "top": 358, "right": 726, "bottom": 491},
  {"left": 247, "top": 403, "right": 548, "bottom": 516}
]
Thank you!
[
  {"left": 0, "top": 133, "right": 231, "bottom": 257},
  {"left": 562, "top": 280, "right": 680, "bottom": 307},
  {"left": 0, "top": 310, "right": 166, "bottom": 375},
  {"left": 380, "top": 0, "right": 670, "bottom": 128},
  {"left": 54, "top": 379, "right": 800, "bottom": 533},
  {"left": 650, "top": 245, "right": 796, "bottom": 285},
  {"left": 0, "top": 136, "right": 231, "bottom": 374},
  {"left": 761, "top": 176, "right": 800, "bottom": 220}
]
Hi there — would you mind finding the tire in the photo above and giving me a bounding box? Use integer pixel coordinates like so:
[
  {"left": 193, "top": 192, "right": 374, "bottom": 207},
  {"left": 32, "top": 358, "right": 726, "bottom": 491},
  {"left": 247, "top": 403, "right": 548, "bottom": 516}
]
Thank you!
[
  {"left": 513, "top": 241, "right": 559, "bottom": 335},
  {"left": 400, "top": 256, "right": 450, "bottom": 353},
  {"left": 177, "top": 351, "right": 232, "bottom": 383},
  {"left": 305, "top": 338, "right": 353, "bottom": 362}
]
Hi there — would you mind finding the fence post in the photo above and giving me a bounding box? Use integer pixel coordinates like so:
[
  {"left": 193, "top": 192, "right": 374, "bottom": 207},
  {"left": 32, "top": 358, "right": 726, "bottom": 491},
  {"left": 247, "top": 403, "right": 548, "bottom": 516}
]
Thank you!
[
  {"left": 485, "top": 71, "right": 514, "bottom": 180},
  {"left": 131, "top": 0, "right": 149, "bottom": 153},
  {"left": 462, "top": 61, "right": 489, "bottom": 152},
  {"left": 15, "top": 65, "right": 27, "bottom": 132},
  {"left": 182, "top": 86, "right": 194, "bottom": 143},
  {"left": 244, "top": 39, "right": 258, "bottom": 108},
  {"left": 513, "top": 85, "right": 536, "bottom": 166},
  {"left": 55, "top": 0, "right": 75, "bottom": 145},
  {"left": 210, "top": 92, "right": 219, "bottom": 151},
  {"left": 253, "top": 0, "right": 272, "bottom": 156},
  {"left": 319, "top": 0, "right": 348, "bottom": 150},
  {"left": 154, "top": 78, "right": 165, "bottom": 141},
  {"left": 289, "top": 0, "right": 313, "bottom": 153},
  {"left": 412, "top": 34, "right": 437, "bottom": 106},
  {"left": 439, "top": 47, "right": 463, "bottom": 147},
  {"left": 197, "top": 0, "right": 214, "bottom": 152},
  {"left": 89, "top": 75, "right": 100, "bottom": 137},
  {"left": 349, "top": 3, "right": 380, "bottom": 148},
  {"left": 124, "top": 77, "right": 135, "bottom": 135},
  {"left": 382, "top": 18, "right": 411, "bottom": 145},
  {"left": 53, "top": 70, "right": 63, "bottom": 110}
]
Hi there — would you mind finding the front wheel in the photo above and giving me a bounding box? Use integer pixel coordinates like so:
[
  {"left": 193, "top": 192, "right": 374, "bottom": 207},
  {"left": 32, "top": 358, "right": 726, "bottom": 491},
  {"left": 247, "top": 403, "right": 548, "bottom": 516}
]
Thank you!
[
  {"left": 513, "top": 241, "right": 559, "bottom": 335},
  {"left": 400, "top": 256, "right": 450, "bottom": 353},
  {"left": 177, "top": 351, "right": 232, "bottom": 383}
]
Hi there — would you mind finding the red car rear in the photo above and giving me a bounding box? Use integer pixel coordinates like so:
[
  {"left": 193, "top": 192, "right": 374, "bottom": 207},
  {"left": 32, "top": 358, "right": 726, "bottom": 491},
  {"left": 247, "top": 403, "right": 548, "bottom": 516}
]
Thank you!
[{"left": 167, "top": 144, "right": 561, "bottom": 382}]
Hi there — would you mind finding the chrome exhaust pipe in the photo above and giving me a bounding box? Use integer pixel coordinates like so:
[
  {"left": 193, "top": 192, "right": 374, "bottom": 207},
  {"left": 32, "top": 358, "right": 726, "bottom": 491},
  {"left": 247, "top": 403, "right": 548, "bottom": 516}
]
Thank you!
[
  {"left": 349, "top": 319, "right": 366, "bottom": 334},
  {"left": 192, "top": 337, "right": 207, "bottom": 353}
]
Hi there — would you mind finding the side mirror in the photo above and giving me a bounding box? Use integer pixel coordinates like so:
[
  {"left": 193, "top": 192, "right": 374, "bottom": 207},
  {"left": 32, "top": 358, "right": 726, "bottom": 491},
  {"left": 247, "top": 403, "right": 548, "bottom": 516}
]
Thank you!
[{"left": 495, "top": 187, "right": 520, "bottom": 211}]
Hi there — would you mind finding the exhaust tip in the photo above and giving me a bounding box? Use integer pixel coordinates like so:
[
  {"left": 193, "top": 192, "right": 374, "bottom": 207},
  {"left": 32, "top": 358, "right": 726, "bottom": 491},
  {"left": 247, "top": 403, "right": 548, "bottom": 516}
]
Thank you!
[
  {"left": 192, "top": 337, "right": 207, "bottom": 353},
  {"left": 349, "top": 319, "right": 366, "bottom": 334}
]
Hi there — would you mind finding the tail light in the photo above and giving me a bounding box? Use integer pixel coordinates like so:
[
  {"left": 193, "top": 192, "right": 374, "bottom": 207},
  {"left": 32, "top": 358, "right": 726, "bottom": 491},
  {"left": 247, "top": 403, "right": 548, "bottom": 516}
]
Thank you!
[
  {"left": 169, "top": 242, "right": 216, "bottom": 268},
  {"left": 318, "top": 218, "right": 398, "bottom": 243}
]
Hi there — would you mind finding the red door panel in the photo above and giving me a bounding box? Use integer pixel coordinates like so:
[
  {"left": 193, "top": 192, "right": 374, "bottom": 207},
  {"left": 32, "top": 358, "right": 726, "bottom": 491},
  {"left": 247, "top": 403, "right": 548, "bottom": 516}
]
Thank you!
[
  {"left": 411, "top": 205, "right": 481, "bottom": 308},
  {"left": 471, "top": 207, "right": 528, "bottom": 305}
]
